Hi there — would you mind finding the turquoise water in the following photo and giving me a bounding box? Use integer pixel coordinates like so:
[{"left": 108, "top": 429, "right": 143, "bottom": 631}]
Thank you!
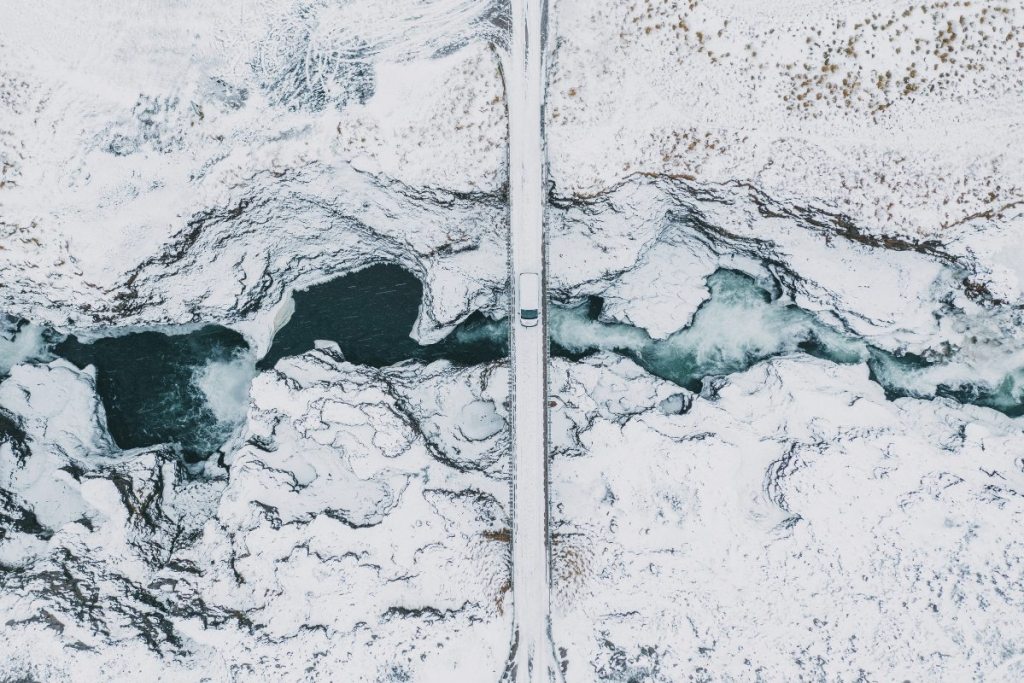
[
  {"left": 549, "top": 270, "right": 1024, "bottom": 414},
  {"left": 550, "top": 270, "right": 868, "bottom": 392}
]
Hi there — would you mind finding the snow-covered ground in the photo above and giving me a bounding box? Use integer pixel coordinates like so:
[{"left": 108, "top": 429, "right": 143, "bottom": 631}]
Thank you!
[
  {"left": 0, "top": 0, "right": 509, "bottom": 351},
  {"left": 546, "top": 0, "right": 1024, "bottom": 334},
  {"left": 544, "top": 0, "right": 1024, "bottom": 678},
  {"left": 549, "top": 353, "right": 1024, "bottom": 681},
  {"left": 0, "top": 1, "right": 515, "bottom": 679},
  {"left": 2, "top": 0, "right": 1023, "bottom": 679},
  {"left": 0, "top": 350, "right": 512, "bottom": 680},
  {"left": 546, "top": 0, "right": 1024, "bottom": 239}
]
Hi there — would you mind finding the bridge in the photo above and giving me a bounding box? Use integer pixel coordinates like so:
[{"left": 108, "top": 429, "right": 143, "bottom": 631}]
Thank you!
[{"left": 504, "top": 0, "right": 560, "bottom": 681}]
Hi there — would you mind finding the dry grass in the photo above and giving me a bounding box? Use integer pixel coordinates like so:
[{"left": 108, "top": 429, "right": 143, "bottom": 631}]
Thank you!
[{"left": 551, "top": 530, "right": 598, "bottom": 606}]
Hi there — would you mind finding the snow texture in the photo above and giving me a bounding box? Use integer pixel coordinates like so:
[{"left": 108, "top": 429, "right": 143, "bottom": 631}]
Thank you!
[
  {"left": 550, "top": 353, "right": 1024, "bottom": 681},
  {"left": 0, "top": 350, "right": 512, "bottom": 681},
  {"left": 0, "top": 0, "right": 510, "bottom": 352},
  {"left": 2, "top": 0, "right": 1024, "bottom": 679},
  {"left": 543, "top": 0, "right": 1024, "bottom": 678},
  {"left": 0, "top": 2, "right": 514, "bottom": 678}
]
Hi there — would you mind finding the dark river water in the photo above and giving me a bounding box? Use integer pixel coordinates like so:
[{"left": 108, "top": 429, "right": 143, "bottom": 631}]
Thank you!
[
  {"left": 56, "top": 326, "right": 252, "bottom": 461},
  {"left": 260, "top": 264, "right": 507, "bottom": 369},
  {"left": 54, "top": 264, "right": 507, "bottom": 462}
]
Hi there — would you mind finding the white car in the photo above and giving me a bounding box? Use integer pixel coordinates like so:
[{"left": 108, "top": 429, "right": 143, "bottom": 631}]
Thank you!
[{"left": 518, "top": 272, "right": 540, "bottom": 327}]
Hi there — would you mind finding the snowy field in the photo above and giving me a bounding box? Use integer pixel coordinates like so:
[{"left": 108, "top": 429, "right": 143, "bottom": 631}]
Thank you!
[
  {"left": 1, "top": 0, "right": 1023, "bottom": 680},
  {"left": 545, "top": 0, "right": 1024, "bottom": 679}
]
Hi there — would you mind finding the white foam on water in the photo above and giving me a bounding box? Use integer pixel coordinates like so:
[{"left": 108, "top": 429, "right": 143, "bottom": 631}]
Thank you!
[
  {"left": 549, "top": 306, "right": 649, "bottom": 355},
  {"left": 0, "top": 322, "right": 52, "bottom": 375},
  {"left": 663, "top": 285, "right": 808, "bottom": 371},
  {"left": 551, "top": 270, "right": 872, "bottom": 390},
  {"left": 451, "top": 317, "right": 507, "bottom": 346},
  {"left": 192, "top": 351, "right": 259, "bottom": 425},
  {"left": 871, "top": 346, "right": 1024, "bottom": 411}
]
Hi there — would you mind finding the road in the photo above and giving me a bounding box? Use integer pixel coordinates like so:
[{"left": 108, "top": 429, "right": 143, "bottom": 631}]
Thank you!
[{"left": 505, "top": 0, "right": 559, "bottom": 681}]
